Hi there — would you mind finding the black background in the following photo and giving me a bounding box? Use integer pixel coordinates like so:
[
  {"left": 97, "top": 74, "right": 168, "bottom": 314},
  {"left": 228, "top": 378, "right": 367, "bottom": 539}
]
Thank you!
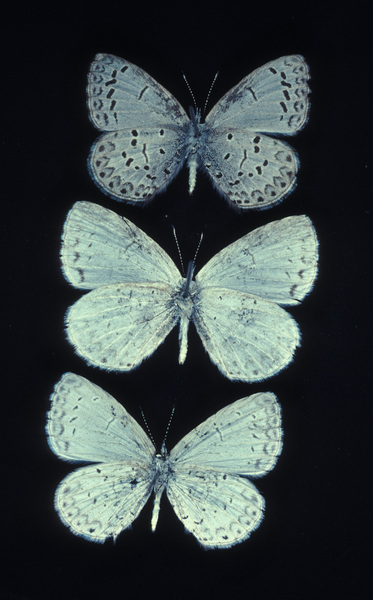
[{"left": 3, "top": 1, "right": 372, "bottom": 599}]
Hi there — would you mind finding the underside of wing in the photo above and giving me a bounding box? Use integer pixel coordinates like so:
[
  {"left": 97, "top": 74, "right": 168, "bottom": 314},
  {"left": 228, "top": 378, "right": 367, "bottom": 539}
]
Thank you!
[
  {"left": 197, "top": 216, "right": 318, "bottom": 305},
  {"left": 201, "top": 129, "right": 298, "bottom": 208},
  {"left": 193, "top": 288, "right": 300, "bottom": 382},
  {"left": 87, "top": 53, "right": 189, "bottom": 131},
  {"left": 170, "top": 392, "right": 282, "bottom": 476},
  {"left": 61, "top": 202, "right": 180, "bottom": 289},
  {"left": 89, "top": 127, "right": 189, "bottom": 202},
  {"left": 66, "top": 282, "right": 180, "bottom": 371},
  {"left": 167, "top": 469, "right": 264, "bottom": 549},
  {"left": 47, "top": 373, "right": 155, "bottom": 463},
  {"left": 206, "top": 55, "right": 310, "bottom": 133},
  {"left": 55, "top": 462, "right": 154, "bottom": 543}
]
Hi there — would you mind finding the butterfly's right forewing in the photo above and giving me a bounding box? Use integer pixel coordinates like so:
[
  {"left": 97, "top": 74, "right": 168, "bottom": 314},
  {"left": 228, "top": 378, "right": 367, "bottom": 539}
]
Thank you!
[
  {"left": 206, "top": 55, "right": 310, "bottom": 133},
  {"left": 196, "top": 215, "right": 318, "bottom": 305},
  {"left": 170, "top": 392, "right": 282, "bottom": 475}
]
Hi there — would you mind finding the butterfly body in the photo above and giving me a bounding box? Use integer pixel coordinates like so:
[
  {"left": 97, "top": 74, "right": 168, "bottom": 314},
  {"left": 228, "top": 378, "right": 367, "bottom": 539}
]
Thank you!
[{"left": 87, "top": 54, "right": 310, "bottom": 208}]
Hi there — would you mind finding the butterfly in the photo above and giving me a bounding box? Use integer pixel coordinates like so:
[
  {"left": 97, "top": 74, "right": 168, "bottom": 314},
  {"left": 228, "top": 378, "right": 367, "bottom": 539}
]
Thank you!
[
  {"left": 46, "top": 372, "right": 283, "bottom": 548},
  {"left": 61, "top": 201, "right": 318, "bottom": 382},
  {"left": 87, "top": 53, "right": 310, "bottom": 208}
]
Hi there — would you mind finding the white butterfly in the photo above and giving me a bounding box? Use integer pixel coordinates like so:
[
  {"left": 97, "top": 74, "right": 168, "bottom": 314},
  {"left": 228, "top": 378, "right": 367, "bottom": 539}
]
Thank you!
[
  {"left": 61, "top": 201, "right": 318, "bottom": 382},
  {"left": 46, "top": 372, "right": 283, "bottom": 548},
  {"left": 87, "top": 53, "right": 310, "bottom": 208}
]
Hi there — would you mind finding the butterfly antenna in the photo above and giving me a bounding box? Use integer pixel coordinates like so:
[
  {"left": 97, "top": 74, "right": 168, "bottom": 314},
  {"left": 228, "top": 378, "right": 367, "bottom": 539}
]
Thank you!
[
  {"left": 140, "top": 407, "right": 156, "bottom": 448},
  {"left": 193, "top": 232, "right": 204, "bottom": 266},
  {"left": 172, "top": 225, "right": 185, "bottom": 276},
  {"left": 182, "top": 72, "right": 197, "bottom": 113},
  {"left": 162, "top": 406, "right": 176, "bottom": 451},
  {"left": 203, "top": 71, "right": 219, "bottom": 116}
]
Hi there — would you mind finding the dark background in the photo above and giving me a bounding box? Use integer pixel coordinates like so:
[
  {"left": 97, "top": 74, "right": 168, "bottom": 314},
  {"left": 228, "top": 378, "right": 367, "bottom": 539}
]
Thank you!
[{"left": 3, "top": 1, "right": 372, "bottom": 599}]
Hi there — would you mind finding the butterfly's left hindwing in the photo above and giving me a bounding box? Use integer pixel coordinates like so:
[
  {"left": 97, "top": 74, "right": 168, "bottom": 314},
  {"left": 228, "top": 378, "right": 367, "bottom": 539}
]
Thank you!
[{"left": 66, "top": 283, "right": 180, "bottom": 371}]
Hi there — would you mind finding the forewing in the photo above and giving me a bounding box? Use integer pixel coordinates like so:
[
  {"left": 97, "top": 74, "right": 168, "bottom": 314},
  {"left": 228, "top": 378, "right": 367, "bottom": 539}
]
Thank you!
[
  {"left": 66, "top": 283, "right": 180, "bottom": 371},
  {"left": 206, "top": 55, "right": 310, "bottom": 133},
  {"left": 89, "top": 128, "right": 189, "bottom": 202},
  {"left": 193, "top": 288, "right": 300, "bottom": 382},
  {"left": 55, "top": 463, "right": 153, "bottom": 543},
  {"left": 47, "top": 373, "right": 155, "bottom": 463},
  {"left": 197, "top": 216, "right": 318, "bottom": 306},
  {"left": 201, "top": 130, "right": 298, "bottom": 209},
  {"left": 61, "top": 202, "right": 180, "bottom": 290},
  {"left": 170, "top": 392, "right": 282, "bottom": 476},
  {"left": 167, "top": 469, "right": 264, "bottom": 549},
  {"left": 87, "top": 53, "right": 189, "bottom": 130}
]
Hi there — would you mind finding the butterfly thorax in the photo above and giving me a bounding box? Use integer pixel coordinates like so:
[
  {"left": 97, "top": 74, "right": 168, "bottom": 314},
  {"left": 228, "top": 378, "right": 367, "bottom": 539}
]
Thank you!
[
  {"left": 172, "top": 267, "right": 198, "bottom": 365},
  {"left": 186, "top": 107, "right": 207, "bottom": 194},
  {"left": 151, "top": 446, "right": 173, "bottom": 531}
]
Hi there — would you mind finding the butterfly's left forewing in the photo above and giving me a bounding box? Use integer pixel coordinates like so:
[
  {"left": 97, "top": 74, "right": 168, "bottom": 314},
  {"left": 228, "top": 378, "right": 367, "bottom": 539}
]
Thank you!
[
  {"left": 47, "top": 373, "right": 155, "bottom": 463},
  {"left": 87, "top": 54, "right": 189, "bottom": 130},
  {"left": 61, "top": 201, "right": 181, "bottom": 289}
]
